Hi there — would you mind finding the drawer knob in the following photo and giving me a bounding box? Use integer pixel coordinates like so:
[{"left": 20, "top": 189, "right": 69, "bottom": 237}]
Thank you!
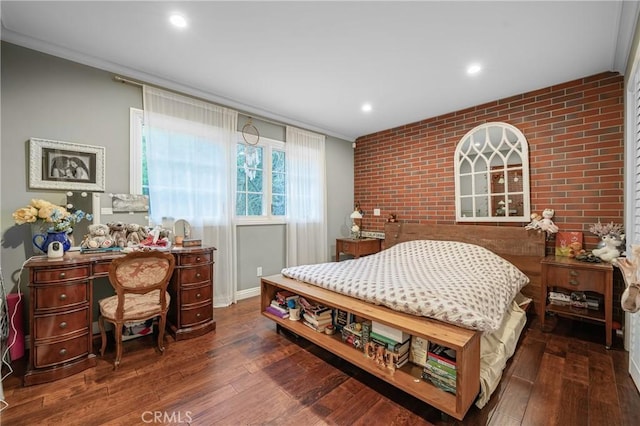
[
  {"left": 196, "top": 273, "right": 201, "bottom": 278},
  {"left": 59, "top": 322, "right": 67, "bottom": 329},
  {"left": 59, "top": 272, "right": 66, "bottom": 278},
  {"left": 196, "top": 293, "right": 201, "bottom": 299},
  {"left": 570, "top": 270, "right": 579, "bottom": 277},
  {"left": 59, "top": 348, "right": 67, "bottom": 356},
  {"left": 196, "top": 313, "right": 201, "bottom": 318},
  {"left": 196, "top": 257, "right": 201, "bottom": 261},
  {"left": 59, "top": 293, "right": 67, "bottom": 301},
  {"left": 569, "top": 279, "right": 579, "bottom": 286}
]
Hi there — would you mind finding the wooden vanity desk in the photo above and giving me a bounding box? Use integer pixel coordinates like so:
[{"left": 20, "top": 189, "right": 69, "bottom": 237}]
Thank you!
[{"left": 23, "top": 246, "right": 215, "bottom": 386}]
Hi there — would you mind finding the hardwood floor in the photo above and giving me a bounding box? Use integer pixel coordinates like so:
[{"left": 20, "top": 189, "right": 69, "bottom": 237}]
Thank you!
[{"left": 1, "top": 296, "right": 639, "bottom": 425}]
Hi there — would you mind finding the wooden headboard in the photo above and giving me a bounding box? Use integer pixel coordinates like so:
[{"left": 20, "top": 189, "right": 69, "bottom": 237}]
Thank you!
[{"left": 384, "top": 222, "right": 546, "bottom": 313}]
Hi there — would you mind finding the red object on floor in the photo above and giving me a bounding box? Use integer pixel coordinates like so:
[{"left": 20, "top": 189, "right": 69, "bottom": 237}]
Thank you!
[{"left": 6, "top": 293, "right": 25, "bottom": 361}]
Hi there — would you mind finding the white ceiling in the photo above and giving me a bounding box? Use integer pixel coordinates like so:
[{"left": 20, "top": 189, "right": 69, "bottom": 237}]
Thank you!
[{"left": 1, "top": 1, "right": 638, "bottom": 141}]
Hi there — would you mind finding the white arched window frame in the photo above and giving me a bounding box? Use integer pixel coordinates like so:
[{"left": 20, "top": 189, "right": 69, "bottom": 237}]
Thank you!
[{"left": 455, "top": 122, "right": 531, "bottom": 222}]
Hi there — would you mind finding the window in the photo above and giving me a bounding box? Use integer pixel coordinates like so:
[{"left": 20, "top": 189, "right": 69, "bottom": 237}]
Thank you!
[
  {"left": 131, "top": 108, "right": 286, "bottom": 224},
  {"left": 235, "top": 135, "right": 286, "bottom": 222}
]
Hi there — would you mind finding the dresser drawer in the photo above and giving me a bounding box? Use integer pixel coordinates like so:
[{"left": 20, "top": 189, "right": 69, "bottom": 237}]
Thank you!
[
  {"left": 181, "top": 283, "right": 212, "bottom": 305},
  {"left": 178, "top": 265, "right": 211, "bottom": 285},
  {"left": 177, "top": 252, "right": 212, "bottom": 266},
  {"left": 33, "top": 282, "right": 88, "bottom": 310},
  {"left": 34, "top": 266, "right": 90, "bottom": 283},
  {"left": 545, "top": 265, "right": 607, "bottom": 293},
  {"left": 181, "top": 304, "right": 213, "bottom": 326},
  {"left": 33, "top": 309, "right": 89, "bottom": 340},
  {"left": 33, "top": 334, "right": 89, "bottom": 368},
  {"left": 93, "top": 260, "right": 112, "bottom": 276}
]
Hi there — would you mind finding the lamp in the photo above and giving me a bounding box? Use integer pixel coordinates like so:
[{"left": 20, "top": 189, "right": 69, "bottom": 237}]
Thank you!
[{"left": 350, "top": 203, "right": 364, "bottom": 238}]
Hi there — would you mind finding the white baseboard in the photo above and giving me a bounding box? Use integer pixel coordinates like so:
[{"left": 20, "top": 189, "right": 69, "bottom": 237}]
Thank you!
[{"left": 236, "top": 286, "right": 260, "bottom": 301}]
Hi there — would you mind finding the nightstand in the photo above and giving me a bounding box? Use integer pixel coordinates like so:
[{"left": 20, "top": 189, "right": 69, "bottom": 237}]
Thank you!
[
  {"left": 335, "top": 238, "right": 381, "bottom": 261},
  {"left": 540, "top": 255, "right": 614, "bottom": 348}
]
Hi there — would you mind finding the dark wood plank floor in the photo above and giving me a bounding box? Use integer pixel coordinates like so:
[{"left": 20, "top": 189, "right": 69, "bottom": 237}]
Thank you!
[{"left": 1, "top": 297, "right": 639, "bottom": 425}]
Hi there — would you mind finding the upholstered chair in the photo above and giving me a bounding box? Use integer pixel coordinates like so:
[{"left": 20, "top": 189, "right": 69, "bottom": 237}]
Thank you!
[{"left": 98, "top": 250, "right": 175, "bottom": 369}]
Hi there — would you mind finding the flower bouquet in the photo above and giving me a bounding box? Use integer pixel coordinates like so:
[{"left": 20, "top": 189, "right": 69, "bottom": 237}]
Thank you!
[
  {"left": 13, "top": 199, "right": 92, "bottom": 253},
  {"left": 589, "top": 221, "right": 624, "bottom": 238},
  {"left": 13, "top": 199, "right": 91, "bottom": 233}
]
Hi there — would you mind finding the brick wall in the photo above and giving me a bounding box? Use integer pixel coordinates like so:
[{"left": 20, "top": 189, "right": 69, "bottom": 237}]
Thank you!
[
  {"left": 354, "top": 72, "right": 624, "bottom": 251},
  {"left": 355, "top": 71, "right": 625, "bottom": 325}
]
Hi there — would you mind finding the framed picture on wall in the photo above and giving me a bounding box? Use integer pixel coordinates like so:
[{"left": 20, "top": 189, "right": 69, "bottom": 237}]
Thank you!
[{"left": 29, "top": 137, "right": 105, "bottom": 192}]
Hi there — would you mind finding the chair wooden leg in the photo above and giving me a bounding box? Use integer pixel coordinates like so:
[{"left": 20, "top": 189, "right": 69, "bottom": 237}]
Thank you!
[
  {"left": 98, "top": 316, "right": 107, "bottom": 357},
  {"left": 113, "top": 321, "right": 123, "bottom": 370},
  {"left": 157, "top": 314, "right": 166, "bottom": 354}
]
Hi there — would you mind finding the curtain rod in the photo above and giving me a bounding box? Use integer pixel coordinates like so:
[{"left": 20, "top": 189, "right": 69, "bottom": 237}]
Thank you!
[
  {"left": 114, "top": 75, "right": 143, "bottom": 87},
  {"left": 113, "top": 75, "right": 297, "bottom": 131}
]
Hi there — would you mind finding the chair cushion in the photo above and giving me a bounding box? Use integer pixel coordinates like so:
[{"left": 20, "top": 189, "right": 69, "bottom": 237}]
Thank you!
[{"left": 99, "top": 290, "right": 171, "bottom": 324}]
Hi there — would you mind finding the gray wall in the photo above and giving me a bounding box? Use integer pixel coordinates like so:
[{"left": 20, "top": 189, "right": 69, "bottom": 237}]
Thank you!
[{"left": 1, "top": 43, "right": 354, "bottom": 311}]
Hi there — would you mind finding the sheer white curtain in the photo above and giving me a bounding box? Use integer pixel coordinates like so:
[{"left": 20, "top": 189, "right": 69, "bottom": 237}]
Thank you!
[
  {"left": 143, "top": 86, "right": 237, "bottom": 307},
  {"left": 285, "top": 126, "right": 327, "bottom": 266}
]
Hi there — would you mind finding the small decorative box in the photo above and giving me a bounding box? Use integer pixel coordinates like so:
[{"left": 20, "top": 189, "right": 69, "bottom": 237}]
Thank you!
[{"left": 341, "top": 322, "right": 364, "bottom": 350}]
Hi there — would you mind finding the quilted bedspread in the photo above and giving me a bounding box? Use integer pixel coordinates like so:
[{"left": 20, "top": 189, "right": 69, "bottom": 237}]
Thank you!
[{"left": 281, "top": 240, "right": 529, "bottom": 332}]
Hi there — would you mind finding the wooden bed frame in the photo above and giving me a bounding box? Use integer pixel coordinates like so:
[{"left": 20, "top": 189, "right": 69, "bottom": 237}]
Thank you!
[{"left": 260, "top": 223, "right": 545, "bottom": 420}]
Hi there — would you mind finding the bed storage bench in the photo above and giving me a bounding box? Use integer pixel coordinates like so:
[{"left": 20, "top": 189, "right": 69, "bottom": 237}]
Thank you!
[{"left": 260, "top": 273, "right": 481, "bottom": 420}]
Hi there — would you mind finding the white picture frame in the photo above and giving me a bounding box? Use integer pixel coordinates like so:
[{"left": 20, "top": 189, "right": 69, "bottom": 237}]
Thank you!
[{"left": 29, "top": 137, "right": 105, "bottom": 192}]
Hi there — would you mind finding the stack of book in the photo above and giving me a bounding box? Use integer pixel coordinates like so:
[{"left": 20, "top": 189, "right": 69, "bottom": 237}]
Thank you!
[
  {"left": 570, "top": 291, "right": 588, "bottom": 308},
  {"left": 299, "top": 297, "right": 332, "bottom": 332},
  {"left": 548, "top": 291, "right": 571, "bottom": 306},
  {"left": 422, "top": 343, "right": 457, "bottom": 395},
  {"left": 585, "top": 291, "right": 604, "bottom": 310},
  {"left": 275, "top": 290, "right": 299, "bottom": 307},
  {"left": 264, "top": 299, "right": 290, "bottom": 319},
  {"left": 365, "top": 322, "right": 411, "bottom": 371}
]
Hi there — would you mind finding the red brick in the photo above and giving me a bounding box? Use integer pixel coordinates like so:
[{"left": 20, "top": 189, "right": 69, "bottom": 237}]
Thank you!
[{"left": 354, "top": 73, "right": 623, "bottom": 234}]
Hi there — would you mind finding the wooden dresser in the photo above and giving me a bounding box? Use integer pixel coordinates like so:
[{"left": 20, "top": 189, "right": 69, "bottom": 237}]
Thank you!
[
  {"left": 167, "top": 246, "right": 216, "bottom": 340},
  {"left": 23, "top": 246, "right": 216, "bottom": 386}
]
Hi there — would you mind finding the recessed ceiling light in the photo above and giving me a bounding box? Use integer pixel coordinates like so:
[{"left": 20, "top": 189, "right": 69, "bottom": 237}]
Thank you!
[
  {"left": 361, "top": 103, "right": 372, "bottom": 112},
  {"left": 169, "top": 14, "right": 187, "bottom": 28},
  {"left": 467, "top": 64, "right": 482, "bottom": 75}
]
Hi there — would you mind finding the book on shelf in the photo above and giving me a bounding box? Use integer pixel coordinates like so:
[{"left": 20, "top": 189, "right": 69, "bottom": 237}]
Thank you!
[
  {"left": 570, "top": 291, "right": 588, "bottom": 308},
  {"left": 298, "top": 297, "right": 331, "bottom": 316},
  {"left": 409, "top": 335, "right": 429, "bottom": 367},
  {"left": 369, "top": 331, "right": 410, "bottom": 354},
  {"left": 269, "top": 301, "right": 289, "bottom": 315},
  {"left": 360, "top": 320, "right": 371, "bottom": 347},
  {"left": 422, "top": 370, "right": 456, "bottom": 395},
  {"left": 386, "top": 349, "right": 409, "bottom": 371},
  {"left": 275, "top": 291, "right": 299, "bottom": 305},
  {"left": 372, "top": 321, "right": 410, "bottom": 344},
  {"left": 585, "top": 291, "right": 603, "bottom": 310},
  {"left": 265, "top": 305, "right": 289, "bottom": 319},
  {"left": 423, "top": 366, "right": 456, "bottom": 387},
  {"left": 425, "top": 359, "right": 457, "bottom": 377},
  {"left": 182, "top": 239, "right": 201, "bottom": 247},
  {"left": 428, "top": 344, "right": 457, "bottom": 368},
  {"left": 332, "top": 309, "right": 354, "bottom": 331},
  {"left": 302, "top": 319, "right": 328, "bottom": 333},
  {"left": 303, "top": 312, "right": 332, "bottom": 327},
  {"left": 80, "top": 246, "right": 122, "bottom": 254}
]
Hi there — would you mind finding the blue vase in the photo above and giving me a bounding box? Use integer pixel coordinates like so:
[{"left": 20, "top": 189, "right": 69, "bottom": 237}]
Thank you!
[{"left": 32, "top": 230, "right": 71, "bottom": 254}]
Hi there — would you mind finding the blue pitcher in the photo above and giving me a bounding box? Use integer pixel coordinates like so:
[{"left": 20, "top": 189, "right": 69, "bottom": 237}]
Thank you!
[{"left": 33, "top": 230, "right": 71, "bottom": 254}]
